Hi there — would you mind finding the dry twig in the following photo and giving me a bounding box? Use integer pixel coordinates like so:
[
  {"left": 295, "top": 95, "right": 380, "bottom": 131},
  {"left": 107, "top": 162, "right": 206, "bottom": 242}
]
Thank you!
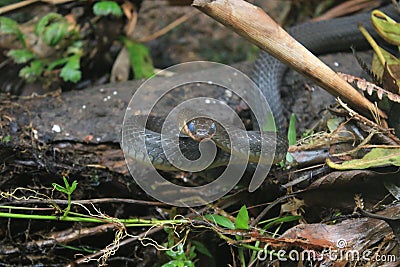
[
  {"left": 0, "top": 0, "right": 74, "bottom": 14},
  {"left": 138, "top": 11, "right": 196, "bottom": 43}
]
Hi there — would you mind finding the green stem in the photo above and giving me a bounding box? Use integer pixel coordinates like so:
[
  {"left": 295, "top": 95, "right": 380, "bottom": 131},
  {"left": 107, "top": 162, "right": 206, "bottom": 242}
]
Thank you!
[
  {"left": 0, "top": 211, "right": 189, "bottom": 225},
  {"left": 63, "top": 193, "right": 72, "bottom": 217},
  {"left": 238, "top": 247, "right": 246, "bottom": 267}
]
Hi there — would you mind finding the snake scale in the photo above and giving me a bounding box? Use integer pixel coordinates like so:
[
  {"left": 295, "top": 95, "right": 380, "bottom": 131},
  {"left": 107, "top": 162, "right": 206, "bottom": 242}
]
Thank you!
[{"left": 123, "top": 4, "right": 400, "bottom": 170}]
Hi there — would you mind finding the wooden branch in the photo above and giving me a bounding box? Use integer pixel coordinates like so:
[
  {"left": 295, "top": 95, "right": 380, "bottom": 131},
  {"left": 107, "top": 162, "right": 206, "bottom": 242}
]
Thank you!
[
  {"left": 0, "top": 0, "right": 74, "bottom": 15},
  {"left": 192, "top": 0, "right": 387, "bottom": 120}
]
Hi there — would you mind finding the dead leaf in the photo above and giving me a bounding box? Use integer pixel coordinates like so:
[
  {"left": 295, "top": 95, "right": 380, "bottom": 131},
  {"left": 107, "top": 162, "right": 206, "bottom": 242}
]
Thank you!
[
  {"left": 281, "top": 204, "right": 399, "bottom": 265},
  {"left": 110, "top": 47, "right": 130, "bottom": 82},
  {"left": 326, "top": 148, "right": 400, "bottom": 170}
]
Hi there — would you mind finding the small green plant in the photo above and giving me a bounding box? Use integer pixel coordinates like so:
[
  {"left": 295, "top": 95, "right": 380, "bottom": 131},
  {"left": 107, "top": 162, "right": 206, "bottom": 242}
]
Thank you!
[
  {"left": 93, "top": 1, "right": 154, "bottom": 79},
  {"left": 0, "top": 1, "right": 154, "bottom": 85},
  {"left": 162, "top": 226, "right": 197, "bottom": 267},
  {"left": 285, "top": 113, "right": 296, "bottom": 163},
  {"left": 93, "top": 1, "right": 123, "bottom": 17},
  {"left": 235, "top": 205, "right": 249, "bottom": 230},
  {"left": 123, "top": 37, "right": 154, "bottom": 79},
  {"left": 279, "top": 113, "right": 296, "bottom": 168},
  {"left": 204, "top": 205, "right": 301, "bottom": 265},
  {"left": 302, "top": 129, "right": 314, "bottom": 138},
  {"left": 235, "top": 205, "right": 249, "bottom": 267},
  {"left": 162, "top": 243, "right": 196, "bottom": 267},
  {"left": 161, "top": 226, "right": 213, "bottom": 267},
  {"left": 0, "top": 13, "right": 83, "bottom": 83},
  {"left": 92, "top": 1, "right": 154, "bottom": 79},
  {"left": 0, "top": 135, "right": 11, "bottom": 143},
  {"left": 52, "top": 177, "right": 78, "bottom": 217}
]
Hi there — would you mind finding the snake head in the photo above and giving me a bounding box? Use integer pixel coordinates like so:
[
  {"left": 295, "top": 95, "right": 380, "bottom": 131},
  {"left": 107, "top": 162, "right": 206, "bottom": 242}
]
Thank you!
[{"left": 184, "top": 118, "right": 216, "bottom": 142}]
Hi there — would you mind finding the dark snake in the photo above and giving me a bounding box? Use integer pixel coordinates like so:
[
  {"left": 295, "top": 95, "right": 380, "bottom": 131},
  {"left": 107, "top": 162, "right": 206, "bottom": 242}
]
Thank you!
[{"left": 123, "top": 4, "right": 400, "bottom": 170}]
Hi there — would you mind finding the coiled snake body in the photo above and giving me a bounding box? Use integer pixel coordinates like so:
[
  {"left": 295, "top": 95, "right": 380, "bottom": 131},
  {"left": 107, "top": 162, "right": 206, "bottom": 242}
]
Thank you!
[{"left": 123, "top": 4, "right": 399, "bottom": 170}]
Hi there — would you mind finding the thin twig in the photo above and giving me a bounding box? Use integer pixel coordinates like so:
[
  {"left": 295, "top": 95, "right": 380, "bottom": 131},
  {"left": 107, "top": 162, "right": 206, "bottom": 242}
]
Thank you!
[
  {"left": 0, "top": 0, "right": 74, "bottom": 14},
  {"left": 330, "top": 130, "right": 376, "bottom": 157},
  {"left": 138, "top": 11, "right": 196, "bottom": 43},
  {"left": 337, "top": 97, "right": 400, "bottom": 144},
  {"left": 249, "top": 194, "right": 296, "bottom": 227},
  {"left": 358, "top": 144, "right": 400, "bottom": 148}
]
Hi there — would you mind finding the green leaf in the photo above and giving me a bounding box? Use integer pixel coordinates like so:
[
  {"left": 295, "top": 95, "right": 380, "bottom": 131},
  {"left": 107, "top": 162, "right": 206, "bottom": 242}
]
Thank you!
[
  {"left": 123, "top": 39, "right": 154, "bottom": 79},
  {"left": 1, "top": 135, "right": 11, "bottom": 143},
  {"left": 165, "top": 243, "right": 185, "bottom": 260},
  {"left": 204, "top": 214, "right": 235, "bottom": 229},
  {"left": 235, "top": 205, "right": 249, "bottom": 230},
  {"left": 67, "top": 40, "right": 83, "bottom": 55},
  {"left": 371, "top": 10, "right": 400, "bottom": 46},
  {"left": 46, "top": 57, "right": 69, "bottom": 71},
  {"left": 93, "top": 1, "right": 123, "bottom": 17},
  {"left": 161, "top": 261, "right": 176, "bottom": 267},
  {"left": 7, "top": 49, "right": 34, "bottom": 63},
  {"left": 187, "top": 245, "right": 197, "bottom": 260},
  {"left": 183, "top": 261, "right": 195, "bottom": 267},
  {"left": 60, "top": 66, "right": 81, "bottom": 83},
  {"left": 327, "top": 117, "right": 344, "bottom": 133},
  {"left": 0, "top": 16, "right": 18, "bottom": 34},
  {"left": 371, "top": 47, "right": 400, "bottom": 90},
  {"left": 359, "top": 22, "right": 400, "bottom": 89},
  {"left": 66, "top": 54, "right": 80, "bottom": 69},
  {"left": 161, "top": 260, "right": 184, "bottom": 267},
  {"left": 285, "top": 113, "right": 296, "bottom": 162},
  {"left": 42, "top": 21, "right": 69, "bottom": 46},
  {"left": 69, "top": 180, "right": 78, "bottom": 193},
  {"left": 0, "top": 16, "right": 25, "bottom": 46},
  {"left": 63, "top": 177, "right": 70, "bottom": 190},
  {"left": 302, "top": 129, "right": 314, "bottom": 138},
  {"left": 60, "top": 55, "right": 81, "bottom": 83},
  {"left": 327, "top": 148, "right": 400, "bottom": 170},
  {"left": 287, "top": 113, "right": 296, "bottom": 145},
  {"left": 262, "top": 112, "right": 277, "bottom": 132},
  {"left": 260, "top": 215, "right": 301, "bottom": 230},
  {"left": 191, "top": 241, "right": 212, "bottom": 258},
  {"left": 19, "top": 60, "right": 44, "bottom": 82},
  {"left": 52, "top": 183, "right": 68, "bottom": 194},
  {"left": 371, "top": 44, "right": 400, "bottom": 70},
  {"left": 35, "top": 13, "right": 64, "bottom": 36}
]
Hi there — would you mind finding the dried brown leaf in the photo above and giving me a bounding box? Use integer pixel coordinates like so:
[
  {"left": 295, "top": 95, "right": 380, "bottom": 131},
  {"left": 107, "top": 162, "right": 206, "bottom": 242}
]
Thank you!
[{"left": 382, "top": 63, "right": 400, "bottom": 94}]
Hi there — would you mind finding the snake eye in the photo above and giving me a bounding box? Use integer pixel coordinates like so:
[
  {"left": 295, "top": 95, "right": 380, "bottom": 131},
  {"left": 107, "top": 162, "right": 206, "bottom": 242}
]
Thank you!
[
  {"left": 188, "top": 121, "right": 195, "bottom": 133},
  {"left": 209, "top": 123, "right": 216, "bottom": 135}
]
